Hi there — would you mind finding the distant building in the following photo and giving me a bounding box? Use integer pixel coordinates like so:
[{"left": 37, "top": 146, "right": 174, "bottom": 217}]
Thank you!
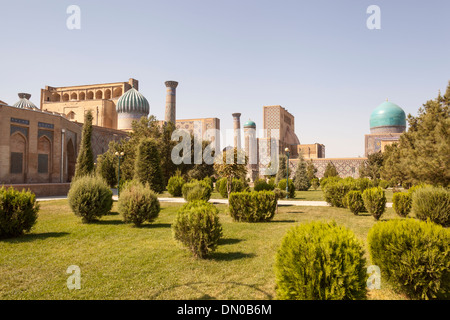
[
  {"left": 297, "top": 143, "right": 325, "bottom": 159},
  {"left": 364, "top": 101, "right": 406, "bottom": 156}
]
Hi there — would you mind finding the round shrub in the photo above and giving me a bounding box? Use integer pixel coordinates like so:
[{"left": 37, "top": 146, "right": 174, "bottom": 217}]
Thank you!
[
  {"left": 275, "top": 221, "right": 367, "bottom": 300},
  {"left": 68, "top": 175, "right": 113, "bottom": 223},
  {"left": 277, "top": 179, "right": 295, "bottom": 199},
  {"left": 0, "top": 187, "right": 40, "bottom": 239},
  {"left": 412, "top": 187, "right": 450, "bottom": 227},
  {"left": 118, "top": 181, "right": 160, "bottom": 227},
  {"left": 172, "top": 200, "right": 222, "bottom": 258},
  {"left": 182, "top": 179, "right": 212, "bottom": 202},
  {"left": 228, "top": 191, "right": 277, "bottom": 222},
  {"left": 368, "top": 219, "right": 450, "bottom": 299},
  {"left": 392, "top": 192, "right": 411, "bottom": 217},
  {"left": 362, "top": 187, "right": 386, "bottom": 220},
  {"left": 323, "top": 179, "right": 357, "bottom": 208},
  {"left": 345, "top": 190, "right": 365, "bottom": 215},
  {"left": 217, "top": 178, "right": 248, "bottom": 198},
  {"left": 320, "top": 176, "right": 341, "bottom": 189},
  {"left": 311, "top": 178, "right": 320, "bottom": 190},
  {"left": 354, "top": 178, "right": 374, "bottom": 193},
  {"left": 253, "top": 178, "right": 274, "bottom": 192},
  {"left": 167, "top": 175, "right": 185, "bottom": 197}
]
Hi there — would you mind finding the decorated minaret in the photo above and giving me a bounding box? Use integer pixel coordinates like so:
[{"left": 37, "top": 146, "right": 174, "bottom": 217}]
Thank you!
[
  {"left": 164, "top": 81, "right": 178, "bottom": 124},
  {"left": 232, "top": 113, "right": 242, "bottom": 150}
]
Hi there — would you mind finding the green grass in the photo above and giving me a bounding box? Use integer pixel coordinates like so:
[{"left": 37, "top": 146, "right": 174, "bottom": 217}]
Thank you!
[{"left": 0, "top": 199, "right": 408, "bottom": 300}]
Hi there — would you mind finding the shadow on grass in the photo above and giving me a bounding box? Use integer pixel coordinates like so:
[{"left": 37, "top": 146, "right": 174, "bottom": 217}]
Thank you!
[
  {"left": 149, "top": 280, "right": 273, "bottom": 300},
  {"left": 269, "top": 219, "right": 297, "bottom": 223},
  {"left": 139, "top": 223, "right": 172, "bottom": 229},
  {"left": 218, "top": 238, "right": 242, "bottom": 245},
  {"left": 209, "top": 251, "right": 256, "bottom": 261},
  {"left": 1, "top": 232, "right": 70, "bottom": 243},
  {"left": 91, "top": 219, "right": 124, "bottom": 225}
]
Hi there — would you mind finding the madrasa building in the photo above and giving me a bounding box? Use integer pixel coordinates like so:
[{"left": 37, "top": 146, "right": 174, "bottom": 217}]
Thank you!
[
  {"left": 0, "top": 76, "right": 407, "bottom": 195},
  {"left": 235, "top": 100, "right": 406, "bottom": 180},
  {"left": 0, "top": 78, "right": 220, "bottom": 195}
]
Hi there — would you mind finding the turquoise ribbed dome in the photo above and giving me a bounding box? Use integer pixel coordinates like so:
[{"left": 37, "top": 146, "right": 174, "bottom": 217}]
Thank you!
[
  {"left": 244, "top": 119, "right": 256, "bottom": 128},
  {"left": 13, "top": 93, "right": 38, "bottom": 110},
  {"left": 116, "top": 88, "right": 149, "bottom": 114},
  {"left": 370, "top": 101, "right": 406, "bottom": 129}
]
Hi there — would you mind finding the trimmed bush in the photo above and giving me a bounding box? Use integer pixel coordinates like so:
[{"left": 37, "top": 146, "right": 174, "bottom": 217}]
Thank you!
[
  {"left": 392, "top": 192, "right": 411, "bottom": 217},
  {"left": 253, "top": 178, "right": 274, "bottom": 192},
  {"left": 68, "top": 175, "right": 113, "bottom": 223},
  {"left": 412, "top": 187, "right": 450, "bottom": 227},
  {"left": 345, "top": 190, "right": 365, "bottom": 215},
  {"left": 320, "top": 176, "right": 341, "bottom": 189},
  {"left": 323, "top": 179, "right": 357, "bottom": 208},
  {"left": 216, "top": 178, "right": 248, "bottom": 198},
  {"left": 182, "top": 179, "right": 212, "bottom": 202},
  {"left": 362, "top": 187, "right": 386, "bottom": 220},
  {"left": 228, "top": 191, "right": 277, "bottom": 222},
  {"left": 354, "top": 178, "right": 374, "bottom": 193},
  {"left": 368, "top": 219, "right": 450, "bottom": 299},
  {"left": 167, "top": 175, "right": 185, "bottom": 197},
  {"left": 311, "top": 178, "right": 320, "bottom": 190},
  {"left": 277, "top": 179, "right": 295, "bottom": 199},
  {"left": 172, "top": 200, "right": 222, "bottom": 258},
  {"left": 118, "top": 181, "right": 160, "bottom": 227},
  {"left": 0, "top": 187, "right": 40, "bottom": 239},
  {"left": 275, "top": 221, "right": 367, "bottom": 300}
]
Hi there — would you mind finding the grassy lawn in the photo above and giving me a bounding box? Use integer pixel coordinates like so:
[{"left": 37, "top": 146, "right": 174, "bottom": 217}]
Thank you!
[{"left": 0, "top": 199, "right": 408, "bottom": 300}]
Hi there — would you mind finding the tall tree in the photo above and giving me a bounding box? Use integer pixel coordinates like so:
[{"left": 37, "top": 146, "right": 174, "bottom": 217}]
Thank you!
[
  {"left": 293, "top": 154, "right": 311, "bottom": 191},
  {"left": 323, "top": 162, "right": 339, "bottom": 178},
  {"left": 275, "top": 154, "right": 288, "bottom": 184},
  {"left": 74, "top": 111, "right": 94, "bottom": 178},
  {"left": 306, "top": 160, "right": 318, "bottom": 181},
  {"left": 213, "top": 148, "right": 248, "bottom": 198},
  {"left": 359, "top": 151, "right": 383, "bottom": 180},
  {"left": 382, "top": 82, "right": 450, "bottom": 187},
  {"left": 134, "top": 138, "right": 164, "bottom": 193}
]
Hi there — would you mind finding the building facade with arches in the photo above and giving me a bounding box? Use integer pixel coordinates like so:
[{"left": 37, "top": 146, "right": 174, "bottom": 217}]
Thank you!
[{"left": 40, "top": 78, "right": 139, "bottom": 129}]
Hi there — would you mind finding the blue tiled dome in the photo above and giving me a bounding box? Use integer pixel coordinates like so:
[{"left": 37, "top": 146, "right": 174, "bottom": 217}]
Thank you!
[{"left": 116, "top": 88, "right": 149, "bottom": 114}]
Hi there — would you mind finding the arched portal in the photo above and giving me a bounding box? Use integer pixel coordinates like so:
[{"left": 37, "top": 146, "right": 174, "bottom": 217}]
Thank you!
[
  {"left": 95, "top": 90, "right": 103, "bottom": 99},
  {"left": 10, "top": 132, "right": 27, "bottom": 182},
  {"left": 37, "top": 136, "right": 52, "bottom": 181}
]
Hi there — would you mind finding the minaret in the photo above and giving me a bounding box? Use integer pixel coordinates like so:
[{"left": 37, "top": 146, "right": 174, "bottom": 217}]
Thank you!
[
  {"left": 232, "top": 113, "right": 242, "bottom": 150},
  {"left": 164, "top": 81, "right": 178, "bottom": 124},
  {"left": 244, "top": 119, "right": 258, "bottom": 181}
]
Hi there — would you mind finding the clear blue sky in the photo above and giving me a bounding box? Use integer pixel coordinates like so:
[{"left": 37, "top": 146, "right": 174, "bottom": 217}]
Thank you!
[{"left": 1, "top": 0, "right": 449, "bottom": 157}]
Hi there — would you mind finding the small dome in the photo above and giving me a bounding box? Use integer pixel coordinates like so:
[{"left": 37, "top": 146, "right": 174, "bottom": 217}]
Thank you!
[
  {"left": 244, "top": 119, "right": 256, "bottom": 128},
  {"left": 116, "top": 88, "right": 149, "bottom": 114},
  {"left": 13, "top": 93, "right": 38, "bottom": 110},
  {"left": 370, "top": 101, "right": 406, "bottom": 132}
]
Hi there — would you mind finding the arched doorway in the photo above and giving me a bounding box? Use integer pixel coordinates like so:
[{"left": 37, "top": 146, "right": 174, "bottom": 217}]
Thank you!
[
  {"left": 10, "top": 132, "right": 27, "bottom": 183},
  {"left": 66, "top": 139, "right": 76, "bottom": 182},
  {"left": 37, "top": 136, "right": 52, "bottom": 182}
]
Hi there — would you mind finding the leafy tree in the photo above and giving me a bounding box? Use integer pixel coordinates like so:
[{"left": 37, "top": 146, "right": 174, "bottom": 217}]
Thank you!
[
  {"left": 359, "top": 151, "right": 384, "bottom": 180},
  {"left": 213, "top": 147, "right": 248, "bottom": 198},
  {"left": 96, "top": 149, "right": 118, "bottom": 187},
  {"left": 134, "top": 138, "right": 165, "bottom": 193},
  {"left": 74, "top": 111, "right": 95, "bottom": 178},
  {"left": 323, "top": 162, "right": 339, "bottom": 178},
  {"left": 380, "top": 143, "right": 407, "bottom": 186},
  {"left": 306, "top": 160, "right": 318, "bottom": 182},
  {"left": 275, "top": 154, "right": 288, "bottom": 184},
  {"left": 293, "top": 154, "right": 311, "bottom": 191},
  {"left": 382, "top": 82, "right": 450, "bottom": 187}
]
